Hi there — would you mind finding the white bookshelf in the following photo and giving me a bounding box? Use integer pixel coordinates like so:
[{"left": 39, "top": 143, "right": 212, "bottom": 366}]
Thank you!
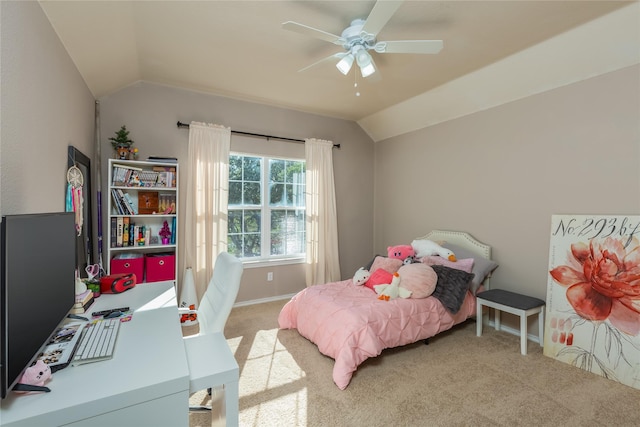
[{"left": 106, "top": 158, "right": 178, "bottom": 285}]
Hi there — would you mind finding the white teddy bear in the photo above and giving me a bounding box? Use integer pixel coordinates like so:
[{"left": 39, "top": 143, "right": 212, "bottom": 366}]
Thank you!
[{"left": 352, "top": 267, "right": 371, "bottom": 286}]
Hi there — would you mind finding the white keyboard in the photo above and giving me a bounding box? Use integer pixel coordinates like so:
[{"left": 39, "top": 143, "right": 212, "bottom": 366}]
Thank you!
[{"left": 72, "top": 318, "right": 120, "bottom": 365}]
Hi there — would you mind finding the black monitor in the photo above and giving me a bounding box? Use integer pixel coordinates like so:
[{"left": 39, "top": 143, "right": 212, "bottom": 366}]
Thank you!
[{"left": 1, "top": 212, "right": 77, "bottom": 399}]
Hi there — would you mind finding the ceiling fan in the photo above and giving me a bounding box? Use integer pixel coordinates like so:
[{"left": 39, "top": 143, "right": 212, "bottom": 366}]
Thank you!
[{"left": 282, "top": 0, "right": 443, "bottom": 78}]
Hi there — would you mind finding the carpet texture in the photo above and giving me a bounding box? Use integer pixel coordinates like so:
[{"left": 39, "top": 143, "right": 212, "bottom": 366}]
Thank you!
[{"left": 187, "top": 299, "right": 640, "bottom": 427}]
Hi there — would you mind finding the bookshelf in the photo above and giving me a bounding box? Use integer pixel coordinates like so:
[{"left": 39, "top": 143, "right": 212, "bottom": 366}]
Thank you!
[{"left": 107, "top": 158, "right": 178, "bottom": 285}]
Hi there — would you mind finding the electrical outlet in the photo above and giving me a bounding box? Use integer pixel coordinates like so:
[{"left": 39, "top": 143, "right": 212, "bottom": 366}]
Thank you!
[{"left": 267, "top": 272, "right": 273, "bottom": 281}]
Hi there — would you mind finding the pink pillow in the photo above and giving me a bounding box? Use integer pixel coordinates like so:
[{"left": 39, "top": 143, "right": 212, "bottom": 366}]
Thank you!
[
  {"left": 369, "top": 256, "right": 403, "bottom": 274},
  {"left": 364, "top": 268, "right": 393, "bottom": 291},
  {"left": 397, "top": 263, "right": 438, "bottom": 298},
  {"left": 422, "top": 256, "right": 474, "bottom": 273}
]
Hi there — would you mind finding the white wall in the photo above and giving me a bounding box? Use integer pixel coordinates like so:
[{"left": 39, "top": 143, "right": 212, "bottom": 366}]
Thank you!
[
  {"left": 1, "top": 1, "right": 95, "bottom": 216},
  {"left": 374, "top": 64, "right": 640, "bottom": 331}
]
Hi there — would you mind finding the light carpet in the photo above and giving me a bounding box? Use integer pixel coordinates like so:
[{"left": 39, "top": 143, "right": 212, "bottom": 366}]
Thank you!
[{"left": 187, "top": 299, "right": 640, "bottom": 427}]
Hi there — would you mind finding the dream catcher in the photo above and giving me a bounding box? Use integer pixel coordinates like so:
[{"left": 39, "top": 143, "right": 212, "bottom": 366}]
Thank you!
[{"left": 66, "top": 164, "right": 84, "bottom": 236}]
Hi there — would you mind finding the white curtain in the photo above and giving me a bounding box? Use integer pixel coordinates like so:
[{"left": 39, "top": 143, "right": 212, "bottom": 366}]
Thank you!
[
  {"left": 305, "top": 138, "right": 341, "bottom": 286},
  {"left": 184, "top": 122, "right": 231, "bottom": 300}
]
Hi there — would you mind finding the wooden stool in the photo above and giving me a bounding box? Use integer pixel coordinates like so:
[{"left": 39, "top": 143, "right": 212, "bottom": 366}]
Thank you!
[{"left": 476, "top": 289, "right": 545, "bottom": 355}]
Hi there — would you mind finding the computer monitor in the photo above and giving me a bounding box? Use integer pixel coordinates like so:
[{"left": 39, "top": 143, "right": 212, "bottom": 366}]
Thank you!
[{"left": 1, "top": 212, "right": 77, "bottom": 399}]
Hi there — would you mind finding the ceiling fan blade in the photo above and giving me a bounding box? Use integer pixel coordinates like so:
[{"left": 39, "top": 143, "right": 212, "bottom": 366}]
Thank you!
[
  {"left": 282, "top": 21, "right": 342, "bottom": 45},
  {"left": 298, "top": 52, "right": 347, "bottom": 72},
  {"left": 361, "top": 0, "right": 403, "bottom": 37},
  {"left": 374, "top": 40, "right": 443, "bottom": 54}
]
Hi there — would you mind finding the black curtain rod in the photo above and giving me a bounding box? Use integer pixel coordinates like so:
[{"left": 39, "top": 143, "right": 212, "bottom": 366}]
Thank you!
[{"left": 177, "top": 121, "right": 340, "bottom": 148}]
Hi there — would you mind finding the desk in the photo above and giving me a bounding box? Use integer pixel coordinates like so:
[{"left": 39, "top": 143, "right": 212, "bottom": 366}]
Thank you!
[
  {"left": 184, "top": 332, "right": 239, "bottom": 426},
  {"left": 1, "top": 282, "right": 190, "bottom": 427}
]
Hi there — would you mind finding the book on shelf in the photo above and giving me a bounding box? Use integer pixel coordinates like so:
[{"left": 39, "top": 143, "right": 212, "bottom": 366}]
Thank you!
[
  {"left": 112, "top": 189, "right": 132, "bottom": 215},
  {"left": 116, "top": 217, "right": 124, "bottom": 247},
  {"left": 122, "top": 217, "right": 130, "bottom": 247},
  {"left": 128, "top": 221, "right": 135, "bottom": 246},
  {"left": 112, "top": 166, "right": 137, "bottom": 186},
  {"left": 123, "top": 192, "right": 138, "bottom": 215},
  {"left": 110, "top": 217, "right": 117, "bottom": 247},
  {"left": 117, "top": 189, "right": 135, "bottom": 215},
  {"left": 113, "top": 163, "right": 143, "bottom": 171},
  {"left": 111, "top": 189, "right": 124, "bottom": 214}
]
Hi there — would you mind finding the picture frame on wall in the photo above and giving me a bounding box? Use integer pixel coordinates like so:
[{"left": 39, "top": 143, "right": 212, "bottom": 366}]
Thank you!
[{"left": 545, "top": 214, "right": 640, "bottom": 390}]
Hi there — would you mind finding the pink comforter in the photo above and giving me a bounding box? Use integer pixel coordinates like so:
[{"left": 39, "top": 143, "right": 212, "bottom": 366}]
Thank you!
[{"left": 278, "top": 279, "right": 476, "bottom": 389}]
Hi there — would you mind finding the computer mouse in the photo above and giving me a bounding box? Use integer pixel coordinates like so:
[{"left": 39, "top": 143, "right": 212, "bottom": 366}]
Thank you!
[{"left": 105, "top": 311, "right": 123, "bottom": 319}]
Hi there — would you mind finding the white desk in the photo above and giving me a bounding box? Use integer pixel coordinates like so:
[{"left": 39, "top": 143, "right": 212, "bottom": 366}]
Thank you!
[
  {"left": 1, "top": 282, "right": 190, "bottom": 427},
  {"left": 184, "top": 332, "right": 239, "bottom": 426}
]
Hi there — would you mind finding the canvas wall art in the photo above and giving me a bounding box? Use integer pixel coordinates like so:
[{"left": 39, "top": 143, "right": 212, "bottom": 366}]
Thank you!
[{"left": 545, "top": 214, "right": 640, "bottom": 389}]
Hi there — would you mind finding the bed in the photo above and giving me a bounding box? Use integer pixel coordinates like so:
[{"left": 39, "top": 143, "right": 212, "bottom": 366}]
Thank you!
[{"left": 278, "top": 230, "right": 498, "bottom": 390}]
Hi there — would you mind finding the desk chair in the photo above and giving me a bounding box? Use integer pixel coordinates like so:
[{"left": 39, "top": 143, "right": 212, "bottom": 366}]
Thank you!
[{"left": 181, "top": 252, "right": 244, "bottom": 420}]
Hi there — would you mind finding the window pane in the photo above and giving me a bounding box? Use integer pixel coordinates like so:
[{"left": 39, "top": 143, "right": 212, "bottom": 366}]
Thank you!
[
  {"left": 243, "top": 157, "right": 261, "bottom": 181},
  {"left": 244, "top": 209, "right": 261, "bottom": 233},
  {"left": 229, "top": 155, "right": 242, "bottom": 180},
  {"left": 243, "top": 233, "right": 261, "bottom": 257},
  {"left": 228, "top": 210, "right": 242, "bottom": 233},
  {"left": 243, "top": 182, "right": 261, "bottom": 205},
  {"left": 227, "top": 234, "right": 241, "bottom": 257},
  {"left": 292, "top": 183, "right": 305, "bottom": 207},
  {"left": 270, "top": 159, "right": 285, "bottom": 182},
  {"left": 286, "top": 161, "right": 305, "bottom": 183},
  {"left": 270, "top": 209, "right": 305, "bottom": 255},
  {"left": 229, "top": 181, "right": 242, "bottom": 205},
  {"left": 269, "top": 182, "right": 285, "bottom": 206}
]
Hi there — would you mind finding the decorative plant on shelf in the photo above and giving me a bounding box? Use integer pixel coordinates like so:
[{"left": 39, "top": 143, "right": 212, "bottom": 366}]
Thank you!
[
  {"left": 109, "top": 125, "right": 138, "bottom": 160},
  {"left": 159, "top": 220, "right": 172, "bottom": 244}
]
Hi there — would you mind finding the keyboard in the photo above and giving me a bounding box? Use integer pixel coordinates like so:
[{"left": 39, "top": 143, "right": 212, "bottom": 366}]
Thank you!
[{"left": 72, "top": 318, "right": 120, "bottom": 365}]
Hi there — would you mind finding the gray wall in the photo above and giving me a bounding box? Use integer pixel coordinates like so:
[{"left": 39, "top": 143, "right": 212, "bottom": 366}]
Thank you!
[
  {"left": 97, "top": 82, "right": 375, "bottom": 302},
  {"left": 0, "top": 2, "right": 95, "bottom": 216},
  {"left": 374, "top": 64, "right": 640, "bottom": 331}
]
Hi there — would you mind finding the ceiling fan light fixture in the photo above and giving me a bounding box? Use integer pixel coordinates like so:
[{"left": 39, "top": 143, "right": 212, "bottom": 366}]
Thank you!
[
  {"left": 359, "top": 61, "right": 376, "bottom": 78},
  {"left": 336, "top": 54, "right": 354, "bottom": 75},
  {"left": 354, "top": 46, "right": 371, "bottom": 67}
]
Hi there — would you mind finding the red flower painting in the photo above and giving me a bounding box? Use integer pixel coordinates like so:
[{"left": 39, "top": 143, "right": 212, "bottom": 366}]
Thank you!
[{"left": 550, "top": 237, "right": 640, "bottom": 336}]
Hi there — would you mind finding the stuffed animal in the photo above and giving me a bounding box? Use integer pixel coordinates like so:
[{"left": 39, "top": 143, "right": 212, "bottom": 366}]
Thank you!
[
  {"left": 17, "top": 360, "right": 51, "bottom": 390},
  {"left": 387, "top": 244, "right": 416, "bottom": 261},
  {"left": 352, "top": 267, "right": 371, "bottom": 286},
  {"left": 411, "top": 239, "right": 456, "bottom": 261},
  {"left": 403, "top": 255, "right": 419, "bottom": 265},
  {"left": 374, "top": 272, "right": 412, "bottom": 301}
]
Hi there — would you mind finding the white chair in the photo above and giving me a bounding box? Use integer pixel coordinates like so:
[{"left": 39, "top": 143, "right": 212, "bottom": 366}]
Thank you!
[{"left": 181, "top": 252, "right": 244, "bottom": 425}]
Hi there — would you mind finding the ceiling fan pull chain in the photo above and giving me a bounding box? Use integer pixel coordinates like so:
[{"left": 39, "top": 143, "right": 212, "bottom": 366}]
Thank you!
[{"left": 354, "top": 72, "right": 360, "bottom": 97}]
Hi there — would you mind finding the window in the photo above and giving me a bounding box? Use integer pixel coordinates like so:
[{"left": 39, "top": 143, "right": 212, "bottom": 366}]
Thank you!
[{"left": 228, "top": 154, "right": 306, "bottom": 261}]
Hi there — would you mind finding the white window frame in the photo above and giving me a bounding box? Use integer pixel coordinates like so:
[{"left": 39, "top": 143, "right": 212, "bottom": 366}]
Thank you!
[{"left": 228, "top": 152, "right": 306, "bottom": 266}]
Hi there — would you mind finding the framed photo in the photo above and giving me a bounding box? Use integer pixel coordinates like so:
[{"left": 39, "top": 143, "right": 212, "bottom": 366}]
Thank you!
[{"left": 545, "top": 214, "right": 640, "bottom": 390}]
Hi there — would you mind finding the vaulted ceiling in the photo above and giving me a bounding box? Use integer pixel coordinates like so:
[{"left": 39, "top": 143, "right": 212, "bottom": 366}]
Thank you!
[{"left": 40, "top": 1, "right": 631, "bottom": 121}]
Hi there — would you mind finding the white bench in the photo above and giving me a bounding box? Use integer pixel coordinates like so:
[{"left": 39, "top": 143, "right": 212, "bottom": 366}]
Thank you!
[{"left": 476, "top": 289, "right": 545, "bottom": 355}]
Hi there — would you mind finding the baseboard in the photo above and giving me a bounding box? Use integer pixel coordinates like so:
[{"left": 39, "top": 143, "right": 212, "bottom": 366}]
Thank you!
[
  {"left": 485, "top": 319, "right": 542, "bottom": 344},
  {"left": 233, "top": 293, "right": 296, "bottom": 308}
]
